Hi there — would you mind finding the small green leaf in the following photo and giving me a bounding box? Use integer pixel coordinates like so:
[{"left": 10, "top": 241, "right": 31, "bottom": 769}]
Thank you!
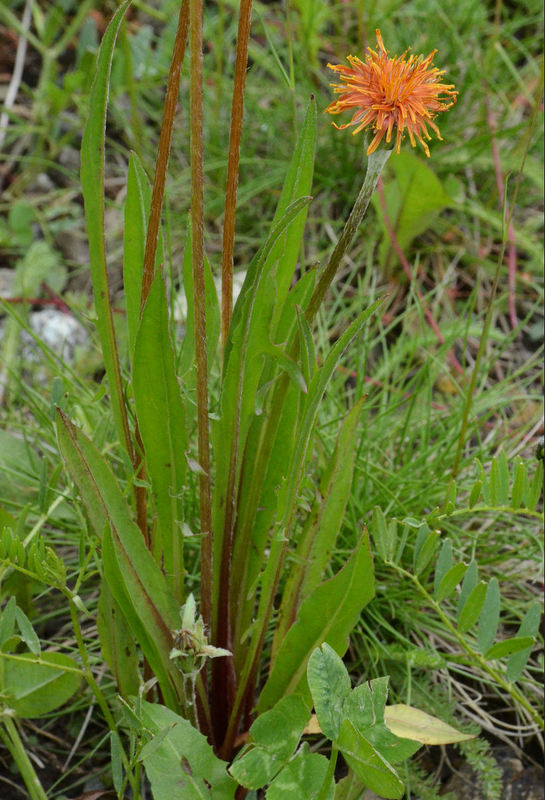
[
  {"left": 3, "top": 652, "right": 81, "bottom": 718},
  {"left": 457, "top": 560, "right": 478, "bottom": 619},
  {"left": 511, "top": 460, "right": 527, "bottom": 509},
  {"left": 307, "top": 643, "right": 351, "bottom": 740},
  {"left": 434, "top": 540, "right": 453, "bottom": 595},
  {"left": 507, "top": 603, "right": 542, "bottom": 682},
  {"left": 468, "top": 479, "right": 482, "bottom": 508},
  {"left": 457, "top": 581, "right": 487, "bottom": 633},
  {"left": 435, "top": 562, "right": 468, "bottom": 603},
  {"left": 14, "top": 606, "right": 40, "bottom": 655},
  {"left": 527, "top": 461, "right": 543, "bottom": 509},
  {"left": 371, "top": 506, "right": 396, "bottom": 562},
  {"left": 337, "top": 719, "right": 404, "bottom": 800},
  {"left": 490, "top": 457, "right": 501, "bottom": 506},
  {"left": 80, "top": 0, "right": 133, "bottom": 452},
  {"left": 413, "top": 527, "right": 439, "bottom": 575},
  {"left": 475, "top": 459, "right": 491, "bottom": 504},
  {"left": 477, "top": 578, "right": 501, "bottom": 654},
  {"left": 383, "top": 705, "right": 474, "bottom": 745},
  {"left": 498, "top": 451, "right": 509, "bottom": 504},
  {"left": 484, "top": 636, "right": 535, "bottom": 661}
]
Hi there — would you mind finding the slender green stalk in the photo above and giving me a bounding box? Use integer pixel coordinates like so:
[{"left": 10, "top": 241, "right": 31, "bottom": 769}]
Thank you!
[
  {"left": 450, "top": 58, "right": 544, "bottom": 480},
  {"left": 305, "top": 148, "right": 391, "bottom": 323},
  {"left": 221, "top": 0, "right": 253, "bottom": 354},
  {"left": 0, "top": 717, "right": 48, "bottom": 800},
  {"left": 189, "top": 0, "right": 213, "bottom": 630},
  {"left": 318, "top": 744, "right": 338, "bottom": 800}
]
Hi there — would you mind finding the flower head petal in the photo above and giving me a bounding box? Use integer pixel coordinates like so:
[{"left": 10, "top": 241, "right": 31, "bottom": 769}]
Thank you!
[{"left": 326, "top": 30, "right": 457, "bottom": 157}]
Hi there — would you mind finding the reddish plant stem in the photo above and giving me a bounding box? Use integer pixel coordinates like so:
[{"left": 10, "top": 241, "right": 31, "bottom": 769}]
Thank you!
[
  {"left": 140, "top": 0, "right": 189, "bottom": 311},
  {"left": 221, "top": 0, "right": 253, "bottom": 355},
  {"left": 377, "top": 177, "right": 463, "bottom": 375},
  {"left": 189, "top": 0, "right": 213, "bottom": 633},
  {"left": 486, "top": 97, "right": 518, "bottom": 329}
]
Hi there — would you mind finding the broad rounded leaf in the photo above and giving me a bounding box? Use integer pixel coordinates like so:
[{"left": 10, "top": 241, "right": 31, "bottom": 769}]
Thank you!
[{"left": 3, "top": 652, "right": 81, "bottom": 718}]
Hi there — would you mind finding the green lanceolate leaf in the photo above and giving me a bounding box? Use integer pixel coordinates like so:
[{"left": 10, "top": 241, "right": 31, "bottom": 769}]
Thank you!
[
  {"left": 275, "top": 397, "right": 366, "bottom": 652},
  {"left": 457, "top": 580, "right": 487, "bottom": 633},
  {"left": 101, "top": 526, "right": 182, "bottom": 711},
  {"left": 133, "top": 270, "right": 187, "bottom": 597},
  {"left": 231, "top": 269, "right": 317, "bottom": 657},
  {"left": 511, "top": 460, "right": 527, "bottom": 509},
  {"left": 80, "top": 0, "right": 133, "bottom": 454},
  {"left": 507, "top": 602, "right": 541, "bottom": 682},
  {"left": 212, "top": 196, "right": 312, "bottom": 627},
  {"left": 56, "top": 410, "right": 183, "bottom": 709},
  {"left": 124, "top": 151, "right": 155, "bottom": 359},
  {"left": 97, "top": 581, "right": 139, "bottom": 698},
  {"left": 477, "top": 577, "right": 501, "bottom": 654},
  {"left": 457, "top": 560, "right": 478, "bottom": 618},
  {"left": 433, "top": 540, "right": 453, "bottom": 595},
  {"left": 258, "top": 529, "right": 374, "bottom": 712},
  {"left": 371, "top": 507, "right": 398, "bottom": 563},
  {"left": 2, "top": 652, "right": 81, "bottom": 718},
  {"left": 435, "top": 562, "right": 468, "bottom": 603},
  {"left": 270, "top": 97, "right": 316, "bottom": 331},
  {"left": 138, "top": 701, "right": 236, "bottom": 799},
  {"left": 14, "top": 606, "right": 40, "bottom": 655},
  {"left": 336, "top": 719, "right": 404, "bottom": 800},
  {"left": 484, "top": 636, "right": 535, "bottom": 661},
  {"left": 413, "top": 526, "right": 439, "bottom": 575}
]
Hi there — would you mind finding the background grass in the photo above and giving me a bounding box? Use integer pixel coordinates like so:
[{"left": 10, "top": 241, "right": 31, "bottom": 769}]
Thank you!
[{"left": 0, "top": 0, "right": 543, "bottom": 797}]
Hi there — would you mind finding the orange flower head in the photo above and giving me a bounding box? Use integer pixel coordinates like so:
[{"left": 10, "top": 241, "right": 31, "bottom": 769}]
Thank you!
[{"left": 326, "top": 30, "right": 457, "bottom": 157}]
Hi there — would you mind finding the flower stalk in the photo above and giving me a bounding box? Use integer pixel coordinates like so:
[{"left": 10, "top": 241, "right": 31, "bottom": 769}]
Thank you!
[
  {"left": 221, "top": 0, "right": 253, "bottom": 355},
  {"left": 305, "top": 147, "right": 391, "bottom": 324},
  {"left": 189, "top": 0, "right": 213, "bottom": 629}
]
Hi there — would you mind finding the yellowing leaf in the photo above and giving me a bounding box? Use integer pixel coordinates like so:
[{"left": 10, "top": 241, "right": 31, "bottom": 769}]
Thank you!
[
  {"left": 303, "top": 714, "right": 322, "bottom": 735},
  {"left": 383, "top": 705, "right": 474, "bottom": 745}
]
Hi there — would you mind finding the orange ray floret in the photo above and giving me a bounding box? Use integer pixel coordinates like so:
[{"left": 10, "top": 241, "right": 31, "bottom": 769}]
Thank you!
[{"left": 326, "top": 30, "right": 457, "bottom": 157}]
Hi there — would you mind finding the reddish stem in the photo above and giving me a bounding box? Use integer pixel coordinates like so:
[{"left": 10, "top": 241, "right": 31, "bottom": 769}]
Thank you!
[{"left": 221, "top": 0, "right": 253, "bottom": 354}]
